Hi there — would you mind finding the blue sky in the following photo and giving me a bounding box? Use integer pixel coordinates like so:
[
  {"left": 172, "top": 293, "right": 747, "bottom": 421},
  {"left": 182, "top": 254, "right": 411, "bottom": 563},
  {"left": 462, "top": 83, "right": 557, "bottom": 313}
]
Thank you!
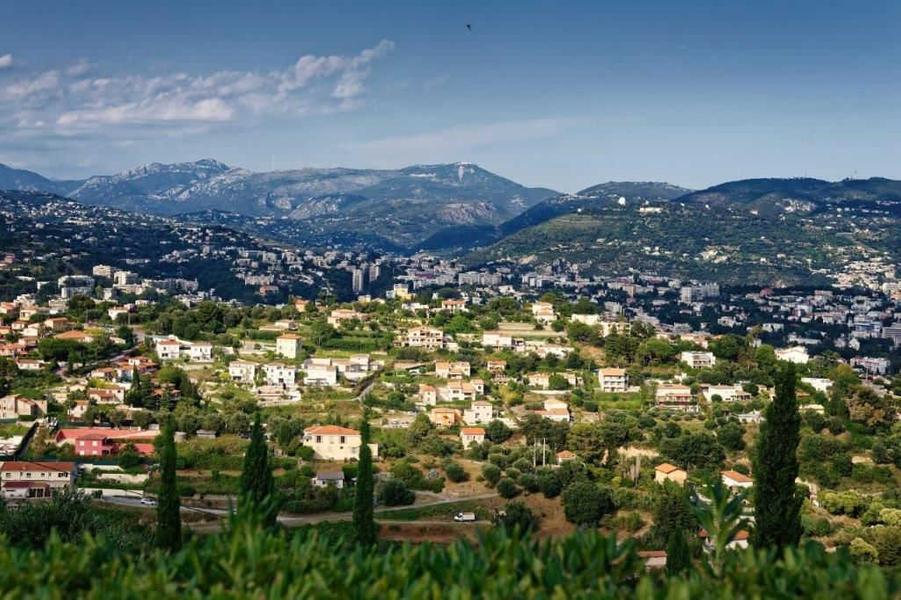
[{"left": 1, "top": 0, "right": 900, "bottom": 191}]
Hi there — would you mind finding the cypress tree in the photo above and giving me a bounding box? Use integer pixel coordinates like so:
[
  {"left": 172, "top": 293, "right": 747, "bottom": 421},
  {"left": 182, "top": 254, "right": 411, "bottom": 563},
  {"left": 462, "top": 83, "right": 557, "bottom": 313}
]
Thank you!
[
  {"left": 240, "top": 412, "right": 277, "bottom": 526},
  {"left": 156, "top": 419, "right": 182, "bottom": 551},
  {"left": 353, "top": 417, "right": 377, "bottom": 546},
  {"left": 752, "top": 364, "right": 803, "bottom": 550},
  {"left": 666, "top": 527, "right": 691, "bottom": 575}
]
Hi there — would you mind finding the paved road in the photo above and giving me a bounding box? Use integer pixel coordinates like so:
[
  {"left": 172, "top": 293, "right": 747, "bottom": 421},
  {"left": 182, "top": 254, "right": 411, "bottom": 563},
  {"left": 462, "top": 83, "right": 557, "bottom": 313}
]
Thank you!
[
  {"left": 183, "top": 491, "right": 499, "bottom": 533},
  {"left": 100, "top": 494, "right": 229, "bottom": 517},
  {"left": 278, "top": 491, "right": 498, "bottom": 526}
]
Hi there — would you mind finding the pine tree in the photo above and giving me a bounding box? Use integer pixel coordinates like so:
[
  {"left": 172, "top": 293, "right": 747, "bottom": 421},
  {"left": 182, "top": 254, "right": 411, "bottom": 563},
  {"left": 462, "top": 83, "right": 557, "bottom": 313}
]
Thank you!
[
  {"left": 752, "top": 364, "right": 803, "bottom": 550},
  {"left": 239, "top": 412, "right": 277, "bottom": 526},
  {"left": 666, "top": 527, "right": 691, "bottom": 575},
  {"left": 126, "top": 367, "right": 143, "bottom": 407},
  {"left": 156, "top": 419, "right": 182, "bottom": 551},
  {"left": 353, "top": 417, "right": 376, "bottom": 546}
]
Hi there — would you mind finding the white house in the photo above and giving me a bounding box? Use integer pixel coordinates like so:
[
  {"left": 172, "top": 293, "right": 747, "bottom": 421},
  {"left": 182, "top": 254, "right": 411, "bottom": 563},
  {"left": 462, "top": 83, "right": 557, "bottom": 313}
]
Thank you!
[
  {"left": 680, "top": 351, "right": 716, "bottom": 369},
  {"left": 775, "top": 346, "right": 809, "bottom": 364},
  {"left": 403, "top": 326, "right": 445, "bottom": 350},
  {"left": 435, "top": 361, "right": 471, "bottom": 379},
  {"left": 721, "top": 470, "right": 753, "bottom": 490},
  {"left": 189, "top": 342, "right": 213, "bottom": 363},
  {"left": 302, "top": 425, "right": 378, "bottom": 461},
  {"left": 460, "top": 427, "right": 486, "bottom": 447},
  {"left": 702, "top": 384, "right": 752, "bottom": 403},
  {"left": 303, "top": 358, "right": 339, "bottom": 386},
  {"left": 463, "top": 400, "right": 494, "bottom": 425},
  {"left": 438, "top": 380, "right": 481, "bottom": 403},
  {"left": 0, "top": 461, "right": 76, "bottom": 499},
  {"left": 481, "top": 332, "right": 514, "bottom": 349},
  {"left": 276, "top": 334, "right": 301, "bottom": 359},
  {"left": 155, "top": 338, "right": 182, "bottom": 361},
  {"left": 312, "top": 471, "right": 345, "bottom": 489},
  {"left": 598, "top": 368, "right": 628, "bottom": 393},
  {"left": 801, "top": 377, "right": 833, "bottom": 394},
  {"left": 655, "top": 384, "right": 697, "bottom": 412},
  {"left": 531, "top": 301, "right": 557, "bottom": 324},
  {"left": 228, "top": 360, "right": 257, "bottom": 384},
  {"left": 263, "top": 363, "right": 296, "bottom": 388}
]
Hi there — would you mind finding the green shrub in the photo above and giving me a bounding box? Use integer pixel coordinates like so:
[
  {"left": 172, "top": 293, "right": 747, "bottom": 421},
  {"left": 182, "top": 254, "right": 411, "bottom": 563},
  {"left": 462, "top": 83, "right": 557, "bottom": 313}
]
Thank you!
[
  {"left": 496, "top": 478, "right": 520, "bottom": 499},
  {"left": 537, "top": 468, "right": 562, "bottom": 498},
  {"left": 563, "top": 482, "right": 614, "bottom": 526},
  {"left": 482, "top": 463, "right": 501, "bottom": 486},
  {"left": 444, "top": 461, "right": 468, "bottom": 483},
  {"left": 801, "top": 514, "right": 832, "bottom": 537},
  {"left": 377, "top": 480, "right": 415, "bottom": 507},
  {"left": 494, "top": 501, "right": 539, "bottom": 533},
  {"left": 519, "top": 473, "right": 540, "bottom": 493}
]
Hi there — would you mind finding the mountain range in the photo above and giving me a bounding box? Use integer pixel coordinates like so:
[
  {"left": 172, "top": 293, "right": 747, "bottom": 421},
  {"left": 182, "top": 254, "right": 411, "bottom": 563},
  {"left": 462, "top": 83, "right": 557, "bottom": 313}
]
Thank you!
[
  {"left": 0, "top": 160, "right": 555, "bottom": 249},
  {"left": 2, "top": 159, "right": 900, "bottom": 285}
]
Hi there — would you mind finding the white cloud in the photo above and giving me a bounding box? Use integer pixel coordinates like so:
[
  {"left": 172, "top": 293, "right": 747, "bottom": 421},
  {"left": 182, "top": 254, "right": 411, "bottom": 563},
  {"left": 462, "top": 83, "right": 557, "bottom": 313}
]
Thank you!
[
  {"left": 0, "top": 54, "right": 12, "bottom": 69},
  {"left": 346, "top": 118, "right": 565, "bottom": 163},
  {"left": 1, "top": 41, "right": 394, "bottom": 134},
  {"left": 65, "top": 59, "right": 91, "bottom": 77}
]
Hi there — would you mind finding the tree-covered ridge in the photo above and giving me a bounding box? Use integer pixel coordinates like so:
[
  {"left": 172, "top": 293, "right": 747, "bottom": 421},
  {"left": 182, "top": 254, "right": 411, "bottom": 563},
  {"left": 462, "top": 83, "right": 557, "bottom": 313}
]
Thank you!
[{"left": 468, "top": 195, "right": 898, "bottom": 285}]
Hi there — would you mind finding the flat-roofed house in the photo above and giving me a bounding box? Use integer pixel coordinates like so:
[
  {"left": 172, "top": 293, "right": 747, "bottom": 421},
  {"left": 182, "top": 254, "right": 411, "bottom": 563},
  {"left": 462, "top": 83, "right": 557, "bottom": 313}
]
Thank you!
[
  {"left": 655, "top": 384, "right": 697, "bottom": 412},
  {"left": 680, "top": 351, "right": 716, "bottom": 369},
  {"left": 403, "top": 326, "right": 445, "bottom": 350},
  {"left": 263, "top": 363, "right": 296, "bottom": 388},
  {"left": 228, "top": 360, "right": 257, "bottom": 384},
  {"left": 598, "top": 368, "right": 628, "bottom": 393},
  {"left": 463, "top": 400, "right": 493, "bottom": 425},
  {"left": 189, "top": 342, "right": 213, "bottom": 363}
]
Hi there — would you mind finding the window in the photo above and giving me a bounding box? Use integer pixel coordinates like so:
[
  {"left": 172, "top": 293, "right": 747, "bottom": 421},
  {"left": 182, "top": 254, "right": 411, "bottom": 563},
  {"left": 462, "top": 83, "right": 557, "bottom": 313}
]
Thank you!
[
  {"left": 315, "top": 436, "right": 322, "bottom": 443},
  {"left": 339, "top": 436, "right": 345, "bottom": 444}
]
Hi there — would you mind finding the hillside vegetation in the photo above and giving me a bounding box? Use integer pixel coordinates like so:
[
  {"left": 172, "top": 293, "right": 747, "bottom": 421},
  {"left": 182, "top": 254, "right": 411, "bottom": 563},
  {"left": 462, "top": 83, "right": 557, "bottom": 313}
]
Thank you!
[
  {"left": 467, "top": 177, "right": 901, "bottom": 285},
  {"left": 0, "top": 521, "right": 895, "bottom": 599}
]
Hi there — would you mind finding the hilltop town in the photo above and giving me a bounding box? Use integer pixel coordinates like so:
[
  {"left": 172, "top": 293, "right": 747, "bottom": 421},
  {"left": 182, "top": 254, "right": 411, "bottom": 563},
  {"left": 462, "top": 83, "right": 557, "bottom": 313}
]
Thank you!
[{"left": 0, "top": 242, "right": 898, "bottom": 567}]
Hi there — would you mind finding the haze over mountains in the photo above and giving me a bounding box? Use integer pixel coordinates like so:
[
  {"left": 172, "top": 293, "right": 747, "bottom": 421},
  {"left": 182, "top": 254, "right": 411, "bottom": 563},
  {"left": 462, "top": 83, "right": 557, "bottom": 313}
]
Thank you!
[
  {"left": 0, "top": 159, "right": 556, "bottom": 249},
  {"left": 1, "top": 159, "right": 900, "bottom": 285}
]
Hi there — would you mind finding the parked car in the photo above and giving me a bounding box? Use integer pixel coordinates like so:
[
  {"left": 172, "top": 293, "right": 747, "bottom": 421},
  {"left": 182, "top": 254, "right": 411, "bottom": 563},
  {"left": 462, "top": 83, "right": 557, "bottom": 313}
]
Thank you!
[
  {"left": 453, "top": 512, "right": 476, "bottom": 522},
  {"left": 140, "top": 497, "right": 157, "bottom": 506}
]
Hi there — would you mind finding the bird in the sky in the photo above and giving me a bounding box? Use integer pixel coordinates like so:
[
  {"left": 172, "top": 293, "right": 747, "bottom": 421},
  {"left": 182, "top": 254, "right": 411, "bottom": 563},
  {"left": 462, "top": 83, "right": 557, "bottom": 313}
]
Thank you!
[{"left": 466, "top": 24, "right": 472, "bottom": 31}]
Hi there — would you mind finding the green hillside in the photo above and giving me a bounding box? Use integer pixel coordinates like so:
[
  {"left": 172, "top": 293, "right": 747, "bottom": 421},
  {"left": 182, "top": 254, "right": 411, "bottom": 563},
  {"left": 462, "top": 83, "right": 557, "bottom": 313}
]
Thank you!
[{"left": 466, "top": 177, "right": 901, "bottom": 285}]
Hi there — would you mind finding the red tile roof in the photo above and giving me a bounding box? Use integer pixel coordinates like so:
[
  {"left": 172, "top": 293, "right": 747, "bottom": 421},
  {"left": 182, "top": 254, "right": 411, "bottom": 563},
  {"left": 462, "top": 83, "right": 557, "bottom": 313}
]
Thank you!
[
  {"left": 56, "top": 428, "right": 156, "bottom": 442},
  {"left": 655, "top": 462, "right": 683, "bottom": 474},
  {"left": 3, "top": 481, "right": 51, "bottom": 489},
  {"left": 0, "top": 461, "right": 75, "bottom": 473},
  {"left": 722, "top": 470, "right": 753, "bottom": 483},
  {"left": 304, "top": 425, "right": 360, "bottom": 436},
  {"left": 461, "top": 427, "right": 485, "bottom": 435}
]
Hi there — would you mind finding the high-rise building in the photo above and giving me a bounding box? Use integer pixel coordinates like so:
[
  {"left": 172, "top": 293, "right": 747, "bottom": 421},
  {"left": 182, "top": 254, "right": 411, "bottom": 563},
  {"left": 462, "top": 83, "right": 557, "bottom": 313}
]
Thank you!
[
  {"left": 368, "top": 263, "right": 381, "bottom": 282},
  {"left": 352, "top": 268, "right": 366, "bottom": 293}
]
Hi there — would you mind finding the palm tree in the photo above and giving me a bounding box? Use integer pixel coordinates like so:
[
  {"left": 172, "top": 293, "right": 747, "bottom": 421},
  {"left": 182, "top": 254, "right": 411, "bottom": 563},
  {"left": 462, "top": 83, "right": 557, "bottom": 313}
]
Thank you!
[{"left": 691, "top": 480, "right": 748, "bottom": 577}]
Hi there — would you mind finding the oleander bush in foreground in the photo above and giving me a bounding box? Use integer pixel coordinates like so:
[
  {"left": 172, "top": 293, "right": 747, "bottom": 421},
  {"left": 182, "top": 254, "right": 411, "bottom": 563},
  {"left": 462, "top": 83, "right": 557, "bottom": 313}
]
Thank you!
[{"left": 0, "top": 521, "right": 896, "bottom": 599}]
